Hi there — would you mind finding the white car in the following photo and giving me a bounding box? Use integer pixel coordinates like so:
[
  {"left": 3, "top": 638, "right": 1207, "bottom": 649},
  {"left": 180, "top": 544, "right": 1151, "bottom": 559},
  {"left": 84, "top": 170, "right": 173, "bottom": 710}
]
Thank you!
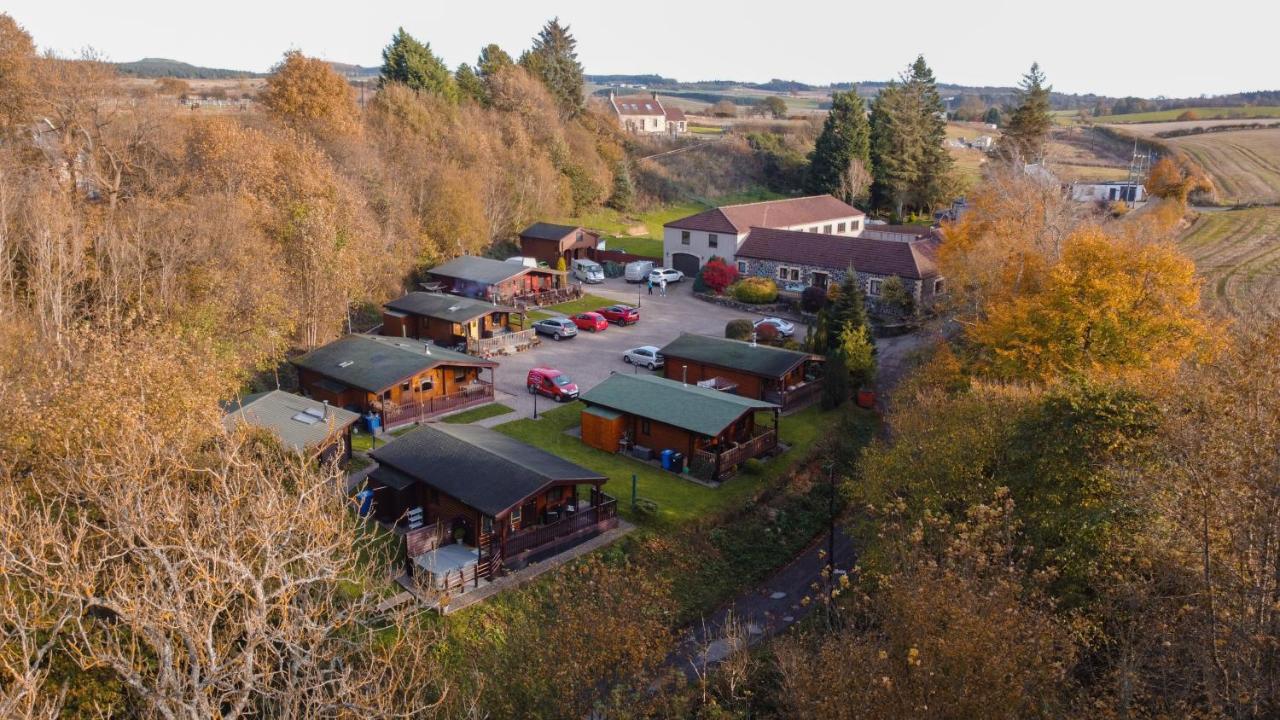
[
  {"left": 754, "top": 317, "right": 795, "bottom": 337},
  {"left": 648, "top": 267, "right": 684, "bottom": 284},
  {"left": 622, "top": 346, "right": 665, "bottom": 369}
]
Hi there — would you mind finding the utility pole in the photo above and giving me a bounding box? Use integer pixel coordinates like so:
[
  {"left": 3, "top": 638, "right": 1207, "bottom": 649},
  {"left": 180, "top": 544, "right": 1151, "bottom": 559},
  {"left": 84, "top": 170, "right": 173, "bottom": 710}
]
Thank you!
[{"left": 827, "top": 464, "right": 836, "bottom": 573}]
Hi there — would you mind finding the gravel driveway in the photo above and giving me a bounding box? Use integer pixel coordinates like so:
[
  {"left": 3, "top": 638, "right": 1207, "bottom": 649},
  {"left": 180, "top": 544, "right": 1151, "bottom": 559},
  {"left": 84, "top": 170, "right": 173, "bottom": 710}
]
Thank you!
[{"left": 479, "top": 277, "right": 809, "bottom": 424}]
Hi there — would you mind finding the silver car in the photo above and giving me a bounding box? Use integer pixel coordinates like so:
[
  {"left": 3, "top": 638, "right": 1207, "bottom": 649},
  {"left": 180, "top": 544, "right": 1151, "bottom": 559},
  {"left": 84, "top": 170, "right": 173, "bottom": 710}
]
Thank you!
[
  {"left": 622, "top": 345, "right": 665, "bottom": 369},
  {"left": 532, "top": 318, "right": 578, "bottom": 341},
  {"left": 754, "top": 317, "right": 795, "bottom": 337},
  {"left": 648, "top": 267, "right": 684, "bottom": 284}
]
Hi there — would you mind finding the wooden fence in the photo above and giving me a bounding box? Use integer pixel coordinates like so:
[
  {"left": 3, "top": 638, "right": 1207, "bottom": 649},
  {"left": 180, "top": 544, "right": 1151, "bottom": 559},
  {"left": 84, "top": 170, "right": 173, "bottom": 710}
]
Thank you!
[
  {"left": 467, "top": 328, "right": 538, "bottom": 357},
  {"left": 765, "top": 380, "right": 823, "bottom": 413},
  {"left": 505, "top": 497, "right": 619, "bottom": 558},
  {"left": 381, "top": 382, "right": 494, "bottom": 429}
]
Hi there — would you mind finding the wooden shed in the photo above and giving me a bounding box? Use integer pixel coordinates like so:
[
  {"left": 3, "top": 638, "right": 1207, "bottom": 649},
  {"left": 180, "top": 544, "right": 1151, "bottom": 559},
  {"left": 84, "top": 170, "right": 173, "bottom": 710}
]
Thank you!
[{"left": 581, "top": 405, "right": 626, "bottom": 453}]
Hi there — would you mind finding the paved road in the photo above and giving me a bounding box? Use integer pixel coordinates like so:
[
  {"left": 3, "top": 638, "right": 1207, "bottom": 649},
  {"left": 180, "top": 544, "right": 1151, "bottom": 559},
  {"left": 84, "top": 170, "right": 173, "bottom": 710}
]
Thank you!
[{"left": 481, "top": 277, "right": 808, "bottom": 423}]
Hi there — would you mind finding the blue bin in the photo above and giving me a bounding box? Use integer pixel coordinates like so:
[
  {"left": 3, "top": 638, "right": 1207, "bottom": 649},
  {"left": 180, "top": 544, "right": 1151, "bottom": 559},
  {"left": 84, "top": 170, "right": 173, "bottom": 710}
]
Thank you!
[
  {"left": 355, "top": 489, "right": 374, "bottom": 517},
  {"left": 660, "top": 449, "right": 674, "bottom": 471},
  {"left": 365, "top": 412, "right": 382, "bottom": 434}
]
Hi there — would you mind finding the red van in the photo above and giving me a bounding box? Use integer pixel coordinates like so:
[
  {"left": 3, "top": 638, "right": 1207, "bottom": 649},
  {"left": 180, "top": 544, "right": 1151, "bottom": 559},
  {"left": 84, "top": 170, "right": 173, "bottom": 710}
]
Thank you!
[{"left": 527, "top": 367, "right": 579, "bottom": 402}]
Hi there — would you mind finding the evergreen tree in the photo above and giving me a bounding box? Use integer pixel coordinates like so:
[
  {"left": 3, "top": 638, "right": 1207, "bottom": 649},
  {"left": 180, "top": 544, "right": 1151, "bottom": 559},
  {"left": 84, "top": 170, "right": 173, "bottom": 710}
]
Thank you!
[
  {"left": 520, "top": 18, "right": 584, "bottom": 117},
  {"left": 838, "top": 321, "right": 876, "bottom": 388},
  {"left": 904, "top": 56, "right": 954, "bottom": 213},
  {"left": 869, "top": 82, "right": 922, "bottom": 219},
  {"left": 826, "top": 268, "right": 870, "bottom": 349},
  {"left": 476, "top": 43, "right": 514, "bottom": 79},
  {"left": 999, "top": 63, "right": 1053, "bottom": 162},
  {"left": 379, "top": 28, "right": 458, "bottom": 102},
  {"left": 984, "top": 106, "right": 1002, "bottom": 126},
  {"left": 607, "top": 160, "right": 634, "bottom": 211},
  {"left": 821, "top": 346, "right": 851, "bottom": 409},
  {"left": 455, "top": 63, "right": 484, "bottom": 103},
  {"left": 807, "top": 89, "right": 872, "bottom": 203}
]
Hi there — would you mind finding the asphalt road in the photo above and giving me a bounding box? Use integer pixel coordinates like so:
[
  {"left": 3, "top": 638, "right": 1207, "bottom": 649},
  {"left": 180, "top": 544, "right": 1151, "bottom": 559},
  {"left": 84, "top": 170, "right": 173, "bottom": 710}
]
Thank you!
[{"left": 478, "top": 277, "right": 808, "bottom": 424}]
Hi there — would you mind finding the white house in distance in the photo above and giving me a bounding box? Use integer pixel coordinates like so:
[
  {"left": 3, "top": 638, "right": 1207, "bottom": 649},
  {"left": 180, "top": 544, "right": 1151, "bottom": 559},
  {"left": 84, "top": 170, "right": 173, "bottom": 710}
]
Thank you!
[
  {"left": 1070, "top": 181, "right": 1147, "bottom": 204},
  {"left": 661, "top": 195, "right": 865, "bottom": 276},
  {"left": 608, "top": 91, "right": 687, "bottom": 135}
]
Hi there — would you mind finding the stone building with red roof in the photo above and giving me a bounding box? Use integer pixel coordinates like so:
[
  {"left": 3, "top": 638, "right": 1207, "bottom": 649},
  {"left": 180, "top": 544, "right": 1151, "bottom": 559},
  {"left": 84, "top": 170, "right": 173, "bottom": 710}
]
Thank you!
[{"left": 608, "top": 91, "right": 687, "bottom": 135}]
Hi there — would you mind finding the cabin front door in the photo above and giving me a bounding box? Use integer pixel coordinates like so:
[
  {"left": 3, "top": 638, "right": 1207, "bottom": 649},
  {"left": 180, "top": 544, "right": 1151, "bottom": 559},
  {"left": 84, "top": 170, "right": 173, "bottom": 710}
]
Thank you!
[{"left": 520, "top": 500, "right": 538, "bottom": 529}]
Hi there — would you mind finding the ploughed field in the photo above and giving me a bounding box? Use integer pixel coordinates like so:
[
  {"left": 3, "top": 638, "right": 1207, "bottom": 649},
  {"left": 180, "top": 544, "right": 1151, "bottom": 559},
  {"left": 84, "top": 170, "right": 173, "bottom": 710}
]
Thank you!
[
  {"left": 1179, "top": 208, "right": 1280, "bottom": 318},
  {"left": 1106, "top": 121, "right": 1280, "bottom": 205}
]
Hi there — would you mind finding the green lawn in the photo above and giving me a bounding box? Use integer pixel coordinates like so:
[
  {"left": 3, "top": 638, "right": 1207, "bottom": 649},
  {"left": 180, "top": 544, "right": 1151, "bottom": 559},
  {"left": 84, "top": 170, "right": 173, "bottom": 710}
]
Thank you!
[
  {"left": 602, "top": 235, "right": 662, "bottom": 258},
  {"left": 540, "top": 293, "right": 619, "bottom": 317},
  {"left": 350, "top": 425, "right": 413, "bottom": 453},
  {"left": 491, "top": 401, "right": 857, "bottom": 526},
  {"left": 1099, "top": 105, "right": 1280, "bottom": 124},
  {"left": 441, "top": 403, "right": 514, "bottom": 424},
  {"left": 557, "top": 189, "right": 784, "bottom": 251}
]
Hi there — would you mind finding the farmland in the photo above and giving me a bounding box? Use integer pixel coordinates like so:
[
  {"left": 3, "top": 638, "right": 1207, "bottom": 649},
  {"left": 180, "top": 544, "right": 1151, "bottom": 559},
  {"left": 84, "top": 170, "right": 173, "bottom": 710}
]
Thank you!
[
  {"left": 1179, "top": 208, "right": 1280, "bottom": 317},
  {"left": 1100, "top": 106, "right": 1280, "bottom": 124},
  {"left": 1167, "top": 130, "right": 1280, "bottom": 205}
]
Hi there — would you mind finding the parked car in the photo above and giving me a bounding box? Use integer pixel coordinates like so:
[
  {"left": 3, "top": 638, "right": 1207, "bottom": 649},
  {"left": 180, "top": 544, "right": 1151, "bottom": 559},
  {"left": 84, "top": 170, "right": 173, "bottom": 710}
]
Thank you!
[
  {"left": 531, "top": 317, "right": 578, "bottom": 341},
  {"left": 622, "top": 345, "right": 665, "bottom": 369},
  {"left": 754, "top": 317, "right": 795, "bottom": 337},
  {"left": 527, "top": 367, "right": 579, "bottom": 402},
  {"left": 571, "top": 311, "right": 609, "bottom": 332},
  {"left": 572, "top": 258, "right": 605, "bottom": 284},
  {"left": 596, "top": 304, "right": 639, "bottom": 325},
  {"left": 624, "top": 260, "right": 655, "bottom": 283},
  {"left": 648, "top": 267, "right": 684, "bottom": 284}
]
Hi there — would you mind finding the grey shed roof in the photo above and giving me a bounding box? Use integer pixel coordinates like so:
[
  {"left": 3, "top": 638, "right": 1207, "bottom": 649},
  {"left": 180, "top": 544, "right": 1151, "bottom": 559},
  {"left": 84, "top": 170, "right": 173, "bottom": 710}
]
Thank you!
[
  {"left": 223, "top": 390, "right": 359, "bottom": 454},
  {"left": 580, "top": 373, "right": 776, "bottom": 438},
  {"left": 369, "top": 424, "right": 606, "bottom": 516},
  {"left": 658, "top": 334, "right": 813, "bottom": 379},
  {"left": 384, "top": 292, "right": 514, "bottom": 322},
  {"left": 428, "top": 255, "right": 529, "bottom": 286},
  {"left": 290, "top": 335, "right": 496, "bottom": 394},
  {"left": 519, "top": 222, "right": 579, "bottom": 241}
]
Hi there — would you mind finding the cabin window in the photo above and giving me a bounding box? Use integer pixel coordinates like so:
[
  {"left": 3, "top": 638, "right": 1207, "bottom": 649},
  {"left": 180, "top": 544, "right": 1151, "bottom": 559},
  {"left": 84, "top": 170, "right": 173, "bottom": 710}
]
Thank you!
[
  {"left": 868, "top": 278, "right": 883, "bottom": 296},
  {"left": 382, "top": 390, "right": 392, "bottom": 400},
  {"left": 510, "top": 506, "right": 522, "bottom": 530},
  {"left": 401, "top": 381, "right": 411, "bottom": 393},
  {"left": 852, "top": 220, "right": 861, "bottom": 233},
  {"left": 823, "top": 224, "right": 832, "bottom": 234},
  {"left": 454, "top": 368, "right": 467, "bottom": 383},
  {"left": 547, "top": 486, "right": 563, "bottom": 502},
  {"left": 776, "top": 266, "right": 800, "bottom": 282},
  {"left": 812, "top": 272, "right": 829, "bottom": 289},
  {"left": 737, "top": 260, "right": 748, "bottom": 274},
  {"left": 482, "top": 516, "right": 493, "bottom": 535},
  {"left": 708, "top": 233, "right": 719, "bottom": 248},
  {"left": 641, "top": 419, "right": 651, "bottom": 435},
  {"left": 681, "top": 230, "right": 691, "bottom": 245},
  {"left": 837, "top": 222, "right": 847, "bottom": 233},
  {"left": 419, "top": 377, "right": 433, "bottom": 392}
]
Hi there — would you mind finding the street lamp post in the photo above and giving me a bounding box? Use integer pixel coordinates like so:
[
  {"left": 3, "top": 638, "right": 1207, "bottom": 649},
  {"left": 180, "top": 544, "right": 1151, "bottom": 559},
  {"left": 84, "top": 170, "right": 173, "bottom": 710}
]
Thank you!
[{"left": 532, "top": 387, "right": 539, "bottom": 420}]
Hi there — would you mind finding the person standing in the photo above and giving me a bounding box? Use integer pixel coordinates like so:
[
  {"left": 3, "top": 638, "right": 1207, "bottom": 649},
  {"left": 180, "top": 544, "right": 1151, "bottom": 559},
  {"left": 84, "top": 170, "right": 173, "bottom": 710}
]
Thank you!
[
  {"left": 659, "top": 277, "right": 668, "bottom": 296},
  {"left": 647, "top": 277, "right": 654, "bottom": 295}
]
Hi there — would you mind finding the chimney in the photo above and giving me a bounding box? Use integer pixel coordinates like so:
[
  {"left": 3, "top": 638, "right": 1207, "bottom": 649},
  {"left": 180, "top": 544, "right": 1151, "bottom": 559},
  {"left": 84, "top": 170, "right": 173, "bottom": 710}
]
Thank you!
[
  {"left": 322, "top": 399, "right": 330, "bottom": 419},
  {"left": 682, "top": 365, "right": 688, "bottom": 387}
]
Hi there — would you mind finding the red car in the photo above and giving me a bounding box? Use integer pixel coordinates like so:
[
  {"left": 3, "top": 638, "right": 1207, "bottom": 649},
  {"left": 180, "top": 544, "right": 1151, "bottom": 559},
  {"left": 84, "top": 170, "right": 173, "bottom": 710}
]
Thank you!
[
  {"left": 527, "top": 367, "right": 579, "bottom": 402},
  {"left": 596, "top": 304, "right": 640, "bottom": 325},
  {"left": 571, "top": 311, "right": 609, "bottom": 332}
]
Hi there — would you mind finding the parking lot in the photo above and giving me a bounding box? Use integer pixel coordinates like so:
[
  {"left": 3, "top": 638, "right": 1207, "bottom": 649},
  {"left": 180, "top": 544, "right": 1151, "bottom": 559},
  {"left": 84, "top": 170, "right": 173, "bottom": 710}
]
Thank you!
[{"left": 480, "top": 276, "right": 808, "bottom": 423}]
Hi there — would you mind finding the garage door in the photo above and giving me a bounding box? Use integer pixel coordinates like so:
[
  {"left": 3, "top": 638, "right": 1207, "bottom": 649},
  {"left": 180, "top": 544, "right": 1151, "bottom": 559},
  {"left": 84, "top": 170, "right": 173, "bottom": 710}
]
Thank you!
[{"left": 671, "top": 252, "right": 700, "bottom": 277}]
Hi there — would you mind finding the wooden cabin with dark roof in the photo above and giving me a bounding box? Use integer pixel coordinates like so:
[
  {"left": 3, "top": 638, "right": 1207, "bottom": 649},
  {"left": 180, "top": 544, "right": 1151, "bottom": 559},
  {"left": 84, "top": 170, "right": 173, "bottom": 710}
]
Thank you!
[
  {"left": 579, "top": 373, "right": 779, "bottom": 481},
  {"left": 426, "top": 255, "right": 562, "bottom": 305},
  {"left": 291, "top": 334, "right": 497, "bottom": 429},
  {"left": 517, "top": 222, "right": 601, "bottom": 268},
  {"left": 657, "top": 333, "right": 824, "bottom": 412},
  {"left": 223, "top": 390, "right": 360, "bottom": 464},
  {"left": 367, "top": 423, "right": 617, "bottom": 591},
  {"left": 381, "top": 292, "right": 536, "bottom": 357}
]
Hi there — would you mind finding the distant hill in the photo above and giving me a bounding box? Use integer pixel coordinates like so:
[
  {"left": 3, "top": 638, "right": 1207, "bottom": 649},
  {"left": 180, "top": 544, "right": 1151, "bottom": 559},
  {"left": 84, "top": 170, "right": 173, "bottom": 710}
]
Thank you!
[
  {"left": 114, "top": 58, "right": 258, "bottom": 79},
  {"left": 328, "top": 62, "right": 379, "bottom": 79}
]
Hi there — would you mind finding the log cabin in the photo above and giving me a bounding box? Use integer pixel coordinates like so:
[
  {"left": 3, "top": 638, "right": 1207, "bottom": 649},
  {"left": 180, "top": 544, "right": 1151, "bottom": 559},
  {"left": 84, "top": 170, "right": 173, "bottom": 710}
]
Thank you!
[
  {"left": 367, "top": 423, "right": 616, "bottom": 590},
  {"left": 517, "top": 222, "right": 601, "bottom": 268},
  {"left": 426, "top": 255, "right": 562, "bottom": 305},
  {"left": 222, "top": 390, "right": 360, "bottom": 464},
  {"left": 291, "top": 334, "right": 497, "bottom": 430},
  {"left": 579, "top": 373, "right": 779, "bottom": 481},
  {"left": 380, "top": 292, "right": 536, "bottom": 356},
  {"left": 658, "top": 333, "right": 824, "bottom": 412}
]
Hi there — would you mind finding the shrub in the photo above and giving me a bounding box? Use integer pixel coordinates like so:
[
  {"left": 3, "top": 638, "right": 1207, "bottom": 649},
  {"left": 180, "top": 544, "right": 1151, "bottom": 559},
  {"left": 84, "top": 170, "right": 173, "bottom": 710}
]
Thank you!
[
  {"left": 754, "top": 323, "right": 780, "bottom": 344},
  {"left": 699, "top": 257, "right": 738, "bottom": 294},
  {"left": 1176, "top": 109, "right": 1200, "bottom": 121},
  {"left": 741, "top": 458, "right": 764, "bottom": 475},
  {"left": 801, "top": 285, "right": 829, "bottom": 313},
  {"left": 732, "top": 277, "right": 779, "bottom": 304},
  {"left": 633, "top": 497, "right": 660, "bottom": 518},
  {"left": 725, "top": 319, "right": 754, "bottom": 340},
  {"left": 879, "top": 276, "right": 916, "bottom": 318}
]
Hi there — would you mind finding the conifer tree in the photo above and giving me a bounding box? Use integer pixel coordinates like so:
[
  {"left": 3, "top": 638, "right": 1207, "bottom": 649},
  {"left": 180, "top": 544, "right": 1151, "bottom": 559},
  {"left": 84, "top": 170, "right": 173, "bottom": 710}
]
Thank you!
[
  {"left": 520, "top": 18, "right": 585, "bottom": 117},
  {"left": 904, "top": 56, "right": 954, "bottom": 212},
  {"left": 869, "top": 82, "right": 922, "bottom": 219},
  {"left": 455, "top": 63, "right": 484, "bottom": 102},
  {"left": 807, "top": 89, "right": 872, "bottom": 203},
  {"left": 999, "top": 63, "right": 1053, "bottom": 162},
  {"left": 379, "top": 27, "right": 457, "bottom": 102},
  {"left": 477, "top": 43, "right": 514, "bottom": 80}
]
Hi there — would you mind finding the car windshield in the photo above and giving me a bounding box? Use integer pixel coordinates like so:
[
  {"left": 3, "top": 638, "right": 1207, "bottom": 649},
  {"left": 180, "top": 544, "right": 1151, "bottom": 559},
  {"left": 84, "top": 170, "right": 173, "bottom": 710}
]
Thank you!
[{"left": 552, "top": 375, "right": 571, "bottom": 386}]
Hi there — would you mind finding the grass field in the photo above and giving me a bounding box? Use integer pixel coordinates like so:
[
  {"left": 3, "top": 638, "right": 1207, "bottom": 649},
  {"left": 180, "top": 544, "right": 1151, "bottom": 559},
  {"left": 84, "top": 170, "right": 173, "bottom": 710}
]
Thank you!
[
  {"left": 603, "top": 235, "right": 663, "bottom": 257},
  {"left": 441, "top": 403, "right": 514, "bottom": 424},
  {"left": 1101, "top": 106, "right": 1280, "bottom": 124},
  {"left": 1165, "top": 130, "right": 1280, "bottom": 205},
  {"left": 1179, "top": 208, "right": 1280, "bottom": 318},
  {"left": 540, "top": 293, "right": 618, "bottom": 317},
  {"left": 492, "top": 401, "right": 853, "bottom": 526}
]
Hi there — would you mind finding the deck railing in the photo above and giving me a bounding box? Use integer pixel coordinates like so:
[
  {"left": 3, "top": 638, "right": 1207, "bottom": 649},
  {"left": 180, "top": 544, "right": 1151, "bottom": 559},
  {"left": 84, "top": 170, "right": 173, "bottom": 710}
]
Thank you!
[
  {"left": 691, "top": 426, "right": 779, "bottom": 480},
  {"left": 509, "top": 285, "right": 583, "bottom": 310},
  {"left": 764, "top": 379, "right": 823, "bottom": 412},
  {"left": 381, "top": 382, "right": 494, "bottom": 429},
  {"left": 504, "top": 496, "right": 618, "bottom": 558},
  {"left": 467, "top": 328, "right": 538, "bottom": 357}
]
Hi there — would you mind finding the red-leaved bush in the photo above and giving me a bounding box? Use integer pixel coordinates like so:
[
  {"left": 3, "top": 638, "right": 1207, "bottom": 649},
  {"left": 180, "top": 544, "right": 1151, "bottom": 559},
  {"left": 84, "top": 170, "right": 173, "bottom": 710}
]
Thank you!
[{"left": 700, "top": 258, "right": 739, "bottom": 294}]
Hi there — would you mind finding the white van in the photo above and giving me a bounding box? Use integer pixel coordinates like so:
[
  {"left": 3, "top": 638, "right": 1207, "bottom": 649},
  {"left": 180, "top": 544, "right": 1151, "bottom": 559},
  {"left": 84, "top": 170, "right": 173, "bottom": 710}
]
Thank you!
[
  {"left": 624, "top": 260, "right": 655, "bottom": 283},
  {"left": 572, "top": 258, "right": 605, "bottom": 284}
]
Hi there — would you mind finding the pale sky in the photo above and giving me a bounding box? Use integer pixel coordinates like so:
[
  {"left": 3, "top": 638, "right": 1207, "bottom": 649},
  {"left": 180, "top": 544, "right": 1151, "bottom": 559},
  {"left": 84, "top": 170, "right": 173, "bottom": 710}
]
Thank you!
[{"left": 6, "top": 0, "right": 1272, "bottom": 98}]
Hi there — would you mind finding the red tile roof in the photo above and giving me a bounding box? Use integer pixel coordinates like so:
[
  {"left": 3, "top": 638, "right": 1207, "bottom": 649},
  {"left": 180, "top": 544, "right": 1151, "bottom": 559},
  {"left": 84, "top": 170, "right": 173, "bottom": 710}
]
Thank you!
[
  {"left": 736, "top": 227, "right": 940, "bottom": 280},
  {"left": 611, "top": 94, "right": 665, "bottom": 116},
  {"left": 664, "top": 106, "right": 686, "bottom": 121},
  {"left": 665, "top": 195, "right": 864, "bottom": 234}
]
